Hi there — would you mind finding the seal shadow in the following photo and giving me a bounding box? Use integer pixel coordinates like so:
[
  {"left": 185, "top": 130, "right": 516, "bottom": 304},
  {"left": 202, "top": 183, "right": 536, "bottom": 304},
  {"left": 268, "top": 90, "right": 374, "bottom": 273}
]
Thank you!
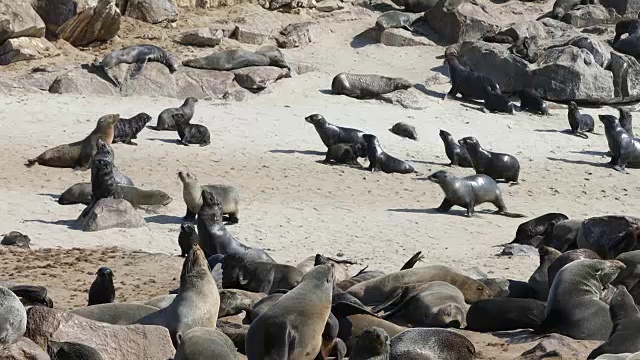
[
  {"left": 408, "top": 159, "right": 450, "bottom": 166},
  {"left": 39, "top": 193, "right": 60, "bottom": 201},
  {"left": 430, "top": 64, "right": 449, "bottom": 77},
  {"left": 80, "top": 63, "right": 117, "bottom": 87},
  {"left": 459, "top": 103, "right": 487, "bottom": 112},
  {"left": 319, "top": 89, "right": 333, "bottom": 95},
  {"left": 351, "top": 28, "right": 380, "bottom": 49},
  {"left": 388, "top": 208, "right": 505, "bottom": 217},
  {"left": 148, "top": 138, "right": 181, "bottom": 144},
  {"left": 145, "top": 215, "right": 184, "bottom": 225},
  {"left": 23, "top": 219, "right": 76, "bottom": 229},
  {"left": 571, "top": 150, "right": 608, "bottom": 157},
  {"left": 414, "top": 84, "right": 446, "bottom": 100},
  {"left": 269, "top": 149, "right": 326, "bottom": 156},
  {"left": 547, "top": 156, "right": 609, "bottom": 168}
]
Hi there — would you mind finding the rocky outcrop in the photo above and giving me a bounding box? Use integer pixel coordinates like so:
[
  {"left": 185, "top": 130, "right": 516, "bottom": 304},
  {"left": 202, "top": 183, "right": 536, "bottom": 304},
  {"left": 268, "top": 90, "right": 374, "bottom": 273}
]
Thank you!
[
  {"left": 610, "top": 52, "right": 640, "bottom": 101},
  {"left": 124, "top": 0, "right": 178, "bottom": 24},
  {"left": 233, "top": 23, "right": 272, "bottom": 45},
  {"left": 518, "top": 334, "right": 602, "bottom": 359},
  {"left": 0, "top": 37, "right": 60, "bottom": 66},
  {"left": 377, "top": 88, "right": 431, "bottom": 109},
  {"left": 56, "top": 0, "right": 121, "bottom": 46},
  {"left": 425, "top": 0, "right": 500, "bottom": 43},
  {"left": 599, "top": 0, "right": 640, "bottom": 16},
  {"left": 175, "top": 28, "right": 224, "bottom": 47},
  {"left": 76, "top": 198, "right": 146, "bottom": 232},
  {"left": 49, "top": 68, "right": 118, "bottom": 95},
  {"left": 31, "top": 0, "right": 98, "bottom": 33},
  {"left": 496, "top": 18, "right": 579, "bottom": 48},
  {"left": 380, "top": 28, "right": 436, "bottom": 46},
  {"left": 0, "top": 0, "right": 46, "bottom": 44},
  {"left": 232, "top": 66, "right": 289, "bottom": 92},
  {"left": 275, "top": 22, "right": 322, "bottom": 48},
  {"left": 0, "top": 287, "right": 27, "bottom": 348},
  {"left": 457, "top": 41, "right": 531, "bottom": 92},
  {"left": 0, "top": 337, "right": 50, "bottom": 360},
  {"left": 561, "top": 5, "right": 612, "bottom": 28}
]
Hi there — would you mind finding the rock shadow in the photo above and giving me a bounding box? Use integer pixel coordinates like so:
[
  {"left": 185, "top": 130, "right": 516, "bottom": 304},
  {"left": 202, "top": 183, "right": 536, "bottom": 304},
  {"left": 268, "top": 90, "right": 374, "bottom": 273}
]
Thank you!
[{"left": 351, "top": 28, "right": 380, "bottom": 49}]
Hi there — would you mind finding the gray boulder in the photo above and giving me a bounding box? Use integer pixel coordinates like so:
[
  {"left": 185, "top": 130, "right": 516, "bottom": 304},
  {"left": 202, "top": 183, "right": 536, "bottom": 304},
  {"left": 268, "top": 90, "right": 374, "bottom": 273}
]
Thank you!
[
  {"left": 232, "top": 66, "right": 290, "bottom": 92},
  {"left": 376, "top": 88, "right": 431, "bottom": 109},
  {"left": 610, "top": 52, "right": 640, "bottom": 101},
  {"left": 31, "top": 0, "right": 98, "bottom": 33},
  {"left": 233, "top": 22, "right": 272, "bottom": 45},
  {"left": 0, "top": 0, "right": 46, "bottom": 44},
  {"left": 275, "top": 22, "right": 322, "bottom": 48},
  {"left": 570, "top": 35, "right": 611, "bottom": 68},
  {"left": 124, "top": 0, "right": 178, "bottom": 24},
  {"left": 56, "top": 0, "right": 121, "bottom": 46},
  {"left": 425, "top": 0, "right": 500, "bottom": 43},
  {"left": 49, "top": 68, "right": 117, "bottom": 96},
  {"left": 0, "top": 337, "right": 49, "bottom": 360},
  {"left": 380, "top": 28, "right": 436, "bottom": 46},
  {"left": 76, "top": 198, "right": 146, "bottom": 232},
  {"left": 457, "top": 41, "right": 531, "bottom": 92},
  {"left": 175, "top": 28, "right": 224, "bottom": 47},
  {"left": 0, "top": 287, "right": 27, "bottom": 347},
  {"left": 0, "top": 37, "right": 60, "bottom": 66},
  {"left": 599, "top": 0, "right": 640, "bottom": 16},
  {"left": 518, "top": 334, "right": 603, "bottom": 359},
  {"left": 561, "top": 5, "right": 612, "bottom": 28}
]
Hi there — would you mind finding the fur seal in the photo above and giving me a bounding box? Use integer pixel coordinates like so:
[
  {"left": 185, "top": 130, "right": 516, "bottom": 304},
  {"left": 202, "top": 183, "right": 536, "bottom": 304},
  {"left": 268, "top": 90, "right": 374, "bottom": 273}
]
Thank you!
[
  {"left": 221, "top": 254, "right": 303, "bottom": 294},
  {"left": 511, "top": 213, "right": 569, "bottom": 247},
  {"left": 174, "top": 327, "right": 240, "bottom": 360},
  {"left": 466, "top": 298, "right": 546, "bottom": 332},
  {"left": 88, "top": 267, "right": 115, "bottom": 306},
  {"left": 547, "top": 249, "right": 601, "bottom": 290},
  {"left": 58, "top": 182, "right": 93, "bottom": 205},
  {"left": 363, "top": 134, "right": 415, "bottom": 174},
  {"left": 113, "top": 112, "right": 152, "bottom": 145},
  {"left": 7, "top": 284, "right": 52, "bottom": 307},
  {"left": 427, "top": 170, "right": 525, "bottom": 218},
  {"left": 178, "top": 223, "right": 199, "bottom": 257},
  {"left": 197, "top": 189, "right": 273, "bottom": 262},
  {"left": 99, "top": 45, "right": 179, "bottom": 86},
  {"left": 543, "top": 219, "right": 583, "bottom": 252},
  {"left": 305, "top": 114, "right": 367, "bottom": 155},
  {"left": 517, "top": 89, "right": 548, "bottom": 115},
  {"left": 137, "top": 244, "right": 220, "bottom": 347},
  {"left": 588, "top": 285, "right": 640, "bottom": 358},
  {"left": 0, "top": 286, "right": 27, "bottom": 347},
  {"left": 601, "top": 114, "right": 640, "bottom": 172},
  {"left": 349, "top": 327, "right": 390, "bottom": 360},
  {"left": 219, "top": 289, "right": 265, "bottom": 318},
  {"left": 483, "top": 85, "right": 514, "bottom": 114},
  {"left": 323, "top": 143, "right": 362, "bottom": 166},
  {"left": 67, "top": 182, "right": 171, "bottom": 208},
  {"left": 1, "top": 231, "right": 31, "bottom": 249},
  {"left": 552, "top": 0, "right": 586, "bottom": 19},
  {"left": 154, "top": 97, "right": 198, "bottom": 131},
  {"left": 70, "top": 303, "right": 159, "bottom": 325},
  {"left": 613, "top": 250, "right": 640, "bottom": 304},
  {"left": 389, "top": 122, "right": 418, "bottom": 141},
  {"left": 619, "top": 108, "right": 634, "bottom": 137},
  {"left": 509, "top": 37, "right": 539, "bottom": 63},
  {"left": 94, "top": 139, "right": 134, "bottom": 186},
  {"left": 375, "top": 11, "right": 422, "bottom": 31},
  {"left": 389, "top": 328, "right": 475, "bottom": 359},
  {"left": 528, "top": 246, "right": 562, "bottom": 301},
  {"left": 458, "top": 136, "right": 520, "bottom": 183},
  {"left": 48, "top": 341, "right": 104, "bottom": 360},
  {"left": 331, "top": 73, "right": 412, "bottom": 99},
  {"left": 568, "top": 101, "right": 595, "bottom": 138},
  {"left": 26, "top": 114, "right": 119, "bottom": 170},
  {"left": 614, "top": 18, "right": 640, "bottom": 44},
  {"left": 296, "top": 254, "right": 354, "bottom": 283},
  {"left": 183, "top": 49, "right": 271, "bottom": 70},
  {"left": 576, "top": 215, "right": 640, "bottom": 259},
  {"left": 389, "top": 0, "right": 438, "bottom": 12},
  {"left": 245, "top": 263, "right": 335, "bottom": 359},
  {"left": 537, "top": 259, "right": 625, "bottom": 340},
  {"left": 173, "top": 114, "right": 210, "bottom": 146},
  {"left": 614, "top": 30, "right": 640, "bottom": 57},
  {"left": 445, "top": 55, "right": 499, "bottom": 100},
  {"left": 439, "top": 129, "right": 473, "bottom": 167},
  {"left": 178, "top": 171, "right": 240, "bottom": 223},
  {"left": 255, "top": 45, "right": 290, "bottom": 69}
]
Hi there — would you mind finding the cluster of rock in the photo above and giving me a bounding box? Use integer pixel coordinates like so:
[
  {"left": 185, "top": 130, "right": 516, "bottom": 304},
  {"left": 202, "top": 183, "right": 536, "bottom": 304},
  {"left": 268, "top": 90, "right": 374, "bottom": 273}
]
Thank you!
[{"left": 0, "top": 0, "right": 56, "bottom": 65}]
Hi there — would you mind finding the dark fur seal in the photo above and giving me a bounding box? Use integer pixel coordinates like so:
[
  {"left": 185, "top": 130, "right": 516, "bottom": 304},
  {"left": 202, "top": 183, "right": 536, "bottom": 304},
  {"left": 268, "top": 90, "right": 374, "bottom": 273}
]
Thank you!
[
  {"left": 528, "top": 246, "right": 562, "bottom": 301},
  {"left": 178, "top": 171, "right": 240, "bottom": 224},
  {"left": 349, "top": 327, "right": 390, "bottom": 360},
  {"left": 619, "top": 107, "right": 634, "bottom": 137},
  {"left": 552, "top": 0, "right": 591, "bottom": 19},
  {"left": 305, "top": 114, "right": 367, "bottom": 155},
  {"left": 182, "top": 49, "right": 270, "bottom": 70},
  {"left": 90, "top": 159, "right": 120, "bottom": 205},
  {"left": 600, "top": 114, "right": 640, "bottom": 172},
  {"left": 88, "top": 267, "right": 115, "bottom": 306},
  {"left": 459, "top": 136, "right": 520, "bottom": 183},
  {"left": 331, "top": 73, "right": 412, "bottom": 99},
  {"left": 154, "top": 97, "right": 198, "bottom": 131},
  {"left": 614, "top": 31, "right": 640, "bottom": 57},
  {"left": 363, "top": 134, "right": 415, "bottom": 174},
  {"left": 173, "top": 114, "right": 210, "bottom": 146},
  {"left": 178, "top": 223, "right": 199, "bottom": 257},
  {"left": 174, "top": 327, "right": 239, "bottom": 360},
  {"left": 100, "top": 45, "right": 179, "bottom": 86},
  {"left": 568, "top": 101, "right": 595, "bottom": 138},
  {"left": 439, "top": 130, "right": 472, "bottom": 167},
  {"left": 323, "top": 143, "right": 362, "bottom": 165},
  {"left": 9, "top": 284, "right": 53, "bottom": 307},
  {"left": 48, "top": 341, "right": 104, "bottom": 360},
  {"left": 466, "top": 298, "right": 546, "bottom": 332},
  {"left": 483, "top": 85, "right": 514, "bottom": 114},
  {"left": 94, "top": 139, "right": 134, "bottom": 186},
  {"left": 375, "top": 11, "right": 421, "bottom": 31},
  {"left": 221, "top": 254, "right": 303, "bottom": 294},
  {"left": 197, "top": 189, "right": 274, "bottom": 262},
  {"left": 517, "top": 89, "right": 549, "bottom": 115},
  {"left": 389, "top": 122, "right": 418, "bottom": 140},
  {"left": 511, "top": 213, "right": 569, "bottom": 247},
  {"left": 1, "top": 231, "right": 31, "bottom": 249},
  {"left": 427, "top": 170, "right": 525, "bottom": 218},
  {"left": 547, "top": 249, "right": 601, "bottom": 291},
  {"left": 26, "top": 114, "right": 119, "bottom": 170},
  {"left": 389, "top": 0, "right": 438, "bottom": 12},
  {"left": 576, "top": 216, "right": 640, "bottom": 259},
  {"left": 613, "top": 18, "right": 640, "bottom": 44},
  {"left": 445, "top": 55, "right": 499, "bottom": 100},
  {"left": 113, "top": 112, "right": 152, "bottom": 145},
  {"left": 390, "top": 328, "right": 475, "bottom": 359}
]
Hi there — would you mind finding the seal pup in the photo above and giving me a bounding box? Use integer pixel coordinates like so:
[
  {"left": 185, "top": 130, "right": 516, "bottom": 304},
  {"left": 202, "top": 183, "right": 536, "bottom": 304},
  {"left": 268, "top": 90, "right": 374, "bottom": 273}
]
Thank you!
[
  {"left": 389, "top": 328, "right": 475, "bottom": 360},
  {"left": 427, "top": 170, "right": 525, "bottom": 218},
  {"left": 375, "top": 11, "right": 422, "bottom": 31},
  {"left": 113, "top": 112, "right": 152, "bottom": 145},
  {"left": 99, "top": 45, "right": 179, "bottom": 86},
  {"left": 363, "top": 134, "right": 415, "bottom": 174},
  {"left": 305, "top": 114, "right": 367, "bottom": 155},
  {"left": 439, "top": 129, "right": 472, "bottom": 167},
  {"left": 172, "top": 114, "right": 210, "bottom": 146},
  {"left": 588, "top": 285, "right": 640, "bottom": 358},
  {"left": 568, "top": 101, "right": 595, "bottom": 138},
  {"left": 600, "top": 114, "right": 640, "bottom": 172},
  {"left": 458, "top": 136, "right": 520, "bottom": 183},
  {"left": 483, "top": 85, "right": 514, "bottom": 114},
  {"left": 619, "top": 107, "right": 634, "bottom": 137},
  {"left": 517, "top": 89, "right": 548, "bottom": 115},
  {"left": 444, "top": 55, "right": 499, "bottom": 100},
  {"left": 331, "top": 73, "right": 413, "bottom": 99},
  {"left": 466, "top": 298, "right": 546, "bottom": 332},
  {"left": 218, "top": 289, "right": 265, "bottom": 318},
  {"left": 323, "top": 143, "right": 362, "bottom": 166},
  {"left": 154, "top": 97, "right": 198, "bottom": 131},
  {"left": 511, "top": 213, "right": 569, "bottom": 247},
  {"left": 528, "top": 246, "right": 562, "bottom": 301},
  {"left": 197, "top": 189, "right": 273, "bottom": 262},
  {"left": 136, "top": 244, "right": 220, "bottom": 347},
  {"left": 178, "top": 223, "right": 199, "bottom": 257},
  {"left": 537, "top": 259, "right": 625, "bottom": 340},
  {"left": 178, "top": 170, "right": 240, "bottom": 223},
  {"left": 349, "top": 327, "right": 390, "bottom": 360},
  {"left": 245, "top": 263, "right": 335, "bottom": 359},
  {"left": 613, "top": 18, "right": 640, "bottom": 44},
  {"left": 221, "top": 254, "right": 304, "bottom": 294},
  {"left": 88, "top": 267, "right": 115, "bottom": 306},
  {"left": 26, "top": 114, "right": 119, "bottom": 170},
  {"left": 389, "top": 122, "right": 418, "bottom": 141},
  {"left": 94, "top": 139, "right": 134, "bottom": 186},
  {"left": 48, "top": 341, "right": 104, "bottom": 360},
  {"left": 174, "top": 327, "right": 240, "bottom": 360},
  {"left": 0, "top": 286, "right": 27, "bottom": 347}
]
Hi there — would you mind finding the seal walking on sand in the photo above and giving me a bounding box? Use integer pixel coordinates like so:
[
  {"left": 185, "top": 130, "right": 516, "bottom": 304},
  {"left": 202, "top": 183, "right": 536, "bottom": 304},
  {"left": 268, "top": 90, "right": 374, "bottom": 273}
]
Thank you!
[
  {"left": 99, "top": 45, "right": 179, "bottom": 87},
  {"left": 113, "top": 112, "right": 152, "bottom": 145},
  {"left": 600, "top": 114, "right": 640, "bottom": 172},
  {"left": 517, "top": 89, "right": 548, "bottom": 115},
  {"left": 389, "top": 122, "right": 418, "bottom": 140},
  {"left": 444, "top": 55, "right": 499, "bottom": 101},
  {"left": 331, "top": 73, "right": 412, "bottom": 99},
  {"left": 439, "top": 130, "right": 472, "bottom": 167},
  {"left": 427, "top": 170, "right": 525, "bottom": 218},
  {"left": 26, "top": 114, "right": 119, "bottom": 170},
  {"left": 363, "top": 134, "right": 415, "bottom": 174},
  {"left": 483, "top": 85, "right": 514, "bottom": 114},
  {"left": 567, "top": 101, "right": 595, "bottom": 138},
  {"left": 154, "top": 97, "right": 198, "bottom": 131},
  {"left": 458, "top": 136, "right": 520, "bottom": 183},
  {"left": 305, "top": 114, "right": 367, "bottom": 155},
  {"left": 173, "top": 114, "right": 211, "bottom": 146},
  {"left": 178, "top": 171, "right": 240, "bottom": 223},
  {"left": 88, "top": 267, "right": 115, "bottom": 306}
]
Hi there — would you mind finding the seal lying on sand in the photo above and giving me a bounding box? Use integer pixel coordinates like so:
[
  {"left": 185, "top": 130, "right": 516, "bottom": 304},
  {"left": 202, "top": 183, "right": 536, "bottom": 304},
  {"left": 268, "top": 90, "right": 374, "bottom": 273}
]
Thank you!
[
  {"left": 88, "top": 267, "right": 115, "bottom": 306},
  {"left": 389, "top": 122, "right": 418, "bottom": 140},
  {"left": 363, "top": 134, "right": 415, "bottom": 174},
  {"left": 178, "top": 171, "right": 240, "bottom": 223},
  {"left": 182, "top": 50, "right": 269, "bottom": 70},
  {"left": 349, "top": 326, "right": 390, "bottom": 360},
  {"left": 331, "top": 73, "right": 412, "bottom": 99},
  {"left": 390, "top": 328, "right": 475, "bottom": 360},
  {"left": 26, "top": 114, "right": 119, "bottom": 170},
  {"left": 467, "top": 298, "right": 546, "bottom": 332},
  {"left": 113, "top": 112, "right": 152, "bottom": 145},
  {"left": 517, "top": 89, "right": 548, "bottom": 115},
  {"left": 99, "top": 45, "right": 179, "bottom": 87},
  {"left": 439, "top": 129, "right": 472, "bottom": 167},
  {"left": 305, "top": 114, "right": 367, "bottom": 155},
  {"left": 568, "top": 102, "right": 595, "bottom": 138},
  {"left": 154, "top": 97, "right": 198, "bottom": 131},
  {"left": 483, "top": 85, "right": 514, "bottom": 114},
  {"left": 427, "top": 170, "right": 525, "bottom": 218},
  {"left": 57, "top": 182, "right": 172, "bottom": 207},
  {"left": 511, "top": 213, "right": 569, "bottom": 247},
  {"left": 459, "top": 136, "right": 520, "bottom": 183},
  {"left": 444, "top": 55, "right": 499, "bottom": 101},
  {"left": 600, "top": 114, "right": 640, "bottom": 172},
  {"left": 221, "top": 254, "right": 304, "bottom": 294}
]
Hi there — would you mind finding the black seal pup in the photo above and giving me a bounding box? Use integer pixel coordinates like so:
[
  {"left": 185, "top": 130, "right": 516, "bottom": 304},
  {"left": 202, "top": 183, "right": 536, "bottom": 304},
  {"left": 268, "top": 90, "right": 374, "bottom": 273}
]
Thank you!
[
  {"left": 458, "top": 136, "right": 520, "bottom": 183},
  {"left": 444, "top": 55, "right": 499, "bottom": 101},
  {"left": 99, "top": 45, "right": 179, "bottom": 87},
  {"left": 331, "top": 73, "right": 412, "bottom": 99},
  {"left": 619, "top": 107, "right": 634, "bottom": 137},
  {"left": 427, "top": 170, "right": 525, "bottom": 218},
  {"left": 600, "top": 114, "right": 640, "bottom": 172},
  {"left": 517, "top": 89, "right": 548, "bottom": 115},
  {"left": 88, "top": 267, "right": 115, "bottom": 306},
  {"left": 389, "top": 122, "right": 418, "bottom": 140},
  {"left": 178, "top": 223, "right": 199, "bottom": 257},
  {"left": 466, "top": 298, "right": 546, "bottom": 332},
  {"left": 363, "top": 134, "right": 415, "bottom": 174},
  {"left": 173, "top": 114, "right": 210, "bottom": 146},
  {"left": 94, "top": 139, "right": 134, "bottom": 186},
  {"left": 567, "top": 101, "right": 595, "bottom": 138},
  {"left": 48, "top": 341, "right": 104, "bottom": 360},
  {"left": 323, "top": 143, "right": 362, "bottom": 166},
  {"left": 113, "top": 112, "right": 152, "bottom": 145},
  {"left": 511, "top": 213, "right": 569, "bottom": 247},
  {"left": 154, "top": 97, "right": 198, "bottom": 131},
  {"left": 305, "top": 114, "right": 367, "bottom": 155},
  {"left": 613, "top": 18, "right": 640, "bottom": 44},
  {"left": 439, "top": 130, "right": 472, "bottom": 167},
  {"left": 483, "top": 85, "right": 514, "bottom": 114}
]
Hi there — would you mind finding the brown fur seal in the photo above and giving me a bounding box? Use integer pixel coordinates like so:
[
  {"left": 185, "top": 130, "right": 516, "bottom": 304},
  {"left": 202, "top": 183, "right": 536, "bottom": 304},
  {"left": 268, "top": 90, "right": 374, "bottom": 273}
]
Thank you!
[
  {"left": 304, "top": 114, "right": 367, "bottom": 156},
  {"left": 178, "top": 171, "right": 240, "bottom": 223},
  {"left": 537, "top": 259, "right": 625, "bottom": 340},
  {"left": 601, "top": 114, "right": 640, "bottom": 172},
  {"left": 439, "top": 129, "right": 473, "bottom": 168},
  {"left": 57, "top": 182, "right": 171, "bottom": 208},
  {"left": 245, "top": 263, "right": 335, "bottom": 359},
  {"left": 568, "top": 102, "right": 595, "bottom": 138},
  {"left": 47, "top": 341, "right": 104, "bottom": 360},
  {"left": 543, "top": 218, "right": 583, "bottom": 252},
  {"left": 221, "top": 254, "right": 304, "bottom": 294},
  {"left": 389, "top": 122, "right": 418, "bottom": 141},
  {"left": 577, "top": 216, "right": 640, "bottom": 259},
  {"left": 389, "top": 328, "right": 475, "bottom": 359},
  {"left": 466, "top": 298, "right": 546, "bottom": 332},
  {"left": 613, "top": 250, "right": 640, "bottom": 304},
  {"left": 528, "top": 246, "right": 562, "bottom": 301},
  {"left": 26, "top": 114, "right": 119, "bottom": 170},
  {"left": 154, "top": 97, "right": 198, "bottom": 131},
  {"left": 217, "top": 320, "right": 249, "bottom": 354},
  {"left": 363, "top": 134, "right": 415, "bottom": 174},
  {"left": 296, "top": 254, "right": 354, "bottom": 283},
  {"left": 174, "top": 327, "right": 241, "bottom": 360},
  {"left": 458, "top": 136, "right": 520, "bottom": 183},
  {"left": 99, "top": 45, "right": 179, "bottom": 87},
  {"left": 349, "top": 326, "right": 390, "bottom": 360},
  {"left": 331, "top": 73, "right": 412, "bottom": 99},
  {"left": 140, "top": 294, "right": 177, "bottom": 310},
  {"left": 88, "top": 267, "right": 115, "bottom": 306},
  {"left": 219, "top": 289, "right": 265, "bottom": 318},
  {"left": 70, "top": 303, "right": 159, "bottom": 325},
  {"left": 136, "top": 244, "right": 220, "bottom": 347}
]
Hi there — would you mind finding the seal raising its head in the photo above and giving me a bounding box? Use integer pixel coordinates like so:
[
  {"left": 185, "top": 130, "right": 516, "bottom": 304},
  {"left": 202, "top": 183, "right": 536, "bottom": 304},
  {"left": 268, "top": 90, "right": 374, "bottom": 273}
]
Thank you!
[
  {"left": 305, "top": 114, "right": 367, "bottom": 156},
  {"left": 349, "top": 327, "right": 390, "bottom": 360},
  {"left": 178, "top": 170, "right": 240, "bottom": 223},
  {"left": 439, "top": 129, "right": 472, "bottom": 168},
  {"left": 568, "top": 101, "right": 595, "bottom": 138}
]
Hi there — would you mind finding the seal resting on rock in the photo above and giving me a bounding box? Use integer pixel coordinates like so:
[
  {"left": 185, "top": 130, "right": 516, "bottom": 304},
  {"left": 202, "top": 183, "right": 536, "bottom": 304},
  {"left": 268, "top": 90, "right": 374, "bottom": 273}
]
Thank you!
[
  {"left": 99, "top": 44, "right": 179, "bottom": 86},
  {"left": 444, "top": 55, "right": 499, "bottom": 101},
  {"left": 613, "top": 18, "right": 640, "bottom": 44},
  {"left": 113, "top": 112, "right": 152, "bottom": 145},
  {"left": 389, "top": 122, "right": 418, "bottom": 140},
  {"left": 483, "top": 85, "right": 514, "bottom": 114},
  {"left": 375, "top": 11, "right": 421, "bottom": 31},
  {"left": 182, "top": 49, "right": 270, "bottom": 70},
  {"left": 221, "top": 254, "right": 304, "bottom": 294},
  {"left": 600, "top": 114, "right": 640, "bottom": 172},
  {"left": 305, "top": 114, "right": 367, "bottom": 155},
  {"left": 439, "top": 129, "right": 472, "bottom": 167},
  {"left": 427, "top": 170, "right": 525, "bottom": 218},
  {"left": 88, "top": 267, "right": 115, "bottom": 306},
  {"left": 459, "top": 136, "right": 520, "bottom": 183},
  {"left": 390, "top": 328, "right": 475, "bottom": 359},
  {"left": 552, "top": 0, "right": 593, "bottom": 19},
  {"left": 517, "top": 89, "right": 548, "bottom": 115},
  {"left": 178, "top": 170, "right": 240, "bottom": 223},
  {"left": 154, "top": 97, "right": 198, "bottom": 131},
  {"left": 26, "top": 114, "right": 119, "bottom": 170},
  {"left": 363, "top": 134, "right": 415, "bottom": 174},
  {"left": 94, "top": 139, "right": 134, "bottom": 186},
  {"left": 331, "top": 73, "right": 412, "bottom": 99},
  {"left": 568, "top": 101, "right": 595, "bottom": 138},
  {"left": 174, "top": 114, "right": 210, "bottom": 146},
  {"left": 48, "top": 341, "right": 104, "bottom": 360}
]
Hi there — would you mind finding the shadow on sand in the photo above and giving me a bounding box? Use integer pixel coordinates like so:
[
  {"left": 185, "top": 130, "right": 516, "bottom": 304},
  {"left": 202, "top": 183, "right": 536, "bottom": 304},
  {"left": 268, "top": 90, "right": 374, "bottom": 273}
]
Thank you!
[{"left": 269, "top": 149, "right": 326, "bottom": 156}]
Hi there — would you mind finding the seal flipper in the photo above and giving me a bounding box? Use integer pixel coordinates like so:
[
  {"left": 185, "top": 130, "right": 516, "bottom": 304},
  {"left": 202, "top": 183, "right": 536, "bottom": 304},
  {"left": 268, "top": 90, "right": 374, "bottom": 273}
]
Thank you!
[
  {"left": 370, "top": 287, "right": 407, "bottom": 313},
  {"left": 400, "top": 251, "right": 424, "bottom": 270},
  {"left": 129, "top": 59, "right": 148, "bottom": 80},
  {"left": 259, "top": 268, "right": 276, "bottom": 294}
]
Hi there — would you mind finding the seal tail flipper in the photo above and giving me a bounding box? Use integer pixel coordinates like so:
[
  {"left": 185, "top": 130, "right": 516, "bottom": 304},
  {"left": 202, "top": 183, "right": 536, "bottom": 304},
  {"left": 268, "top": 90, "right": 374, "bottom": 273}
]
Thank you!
[
  {"left": 495, "top": 210, "right": 527, "bottom": 218},
  {"left": 129, "top": 59, "right": 148, "bottom": 80},
  {"left": 400, "top": 251, "right": 424, "bottom": 270},
  {"left": 25, "top": 159, "right": 38, "bottom": 167}
]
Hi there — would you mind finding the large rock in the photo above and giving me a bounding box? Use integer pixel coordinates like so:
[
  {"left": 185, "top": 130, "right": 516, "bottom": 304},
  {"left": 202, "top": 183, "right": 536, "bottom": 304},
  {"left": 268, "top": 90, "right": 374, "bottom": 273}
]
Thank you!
[
  {"left": 275, "top": 22, "right": 321, "bottom": 48},
  {"left": 75, "top": 198, "right": 146, "bottom": 232},
  {"left": 518, "top": 334, "right": 602, "bottom": 359},
  {"left": 425, "top": 0, "right": 500, "bottom": 43},
  {"left": 31, "top": 0, "right": 97, "bottom": 33},
  {"left": 233, "top": 22, "right": 272, "bottom": 45},
  {"left": 562, "top": 5, "right": 612, "bottom": 28},
  {"left": 570, "top": 35, "right": 612, "bottom": 68},
  {"left": 457, "top": 41, "right": 531, "bottom": 92},
  {"left": 0, "top": 37, "right": 60, "bottom": 65},
  {"left": 376, "top": 88, "right": 431, "bottom": 109},
  {"left": 232, "top": 66, "right": 289, "bottom": 92},
  {"left": 175, "top": 27, "right": 223, "bottom": 47},
  {"left": 380, "top": 28, "right": 436, "bottom": 46},
  {"left": 49, "top": 67, "right": 117, "bottom": 95},
  {"left": 124, "top": 0, "right": 178, "bottom": 24},
  {"left": 0, "top": 287, "right": 27, "bottom": 348},
  {"left": 56, "top": 0, "right": 121, "bottom": 46},
  {"left": 497, "top": 18, "right": 580, "bottom": 48},
  {"left": 25, "top": 307, "right": 174, "bottom": 360},
  {"left": 0, "top": 0, "right": 46, "bottom": 45},
  {"left": 599, "top": 0, "right": 640, "bottom": 16},
  {"left": 0, "top": 337, "right": 49, "bottom": 360},
  {"left": 610, "top": 51, "right": 640, "bottom": 101}
]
